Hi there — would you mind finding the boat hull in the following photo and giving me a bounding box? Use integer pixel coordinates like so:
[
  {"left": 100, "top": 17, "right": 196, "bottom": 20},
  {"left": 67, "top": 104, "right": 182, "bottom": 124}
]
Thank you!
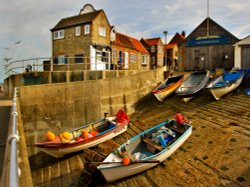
[
  {"left": 152, "top": 75, "right": 184, "bottom": 102},
  {"left": 207, "top": 71, "right": 243, "bottom": 100},
  {"left": 98, "top": 122, "right": 192, "bottom": 182},
  {"left": 39, "top": 124, "right": 128, "bottom": 158},
  {"left": 176, "top": 71, "right": 210, "bottom": 102}
]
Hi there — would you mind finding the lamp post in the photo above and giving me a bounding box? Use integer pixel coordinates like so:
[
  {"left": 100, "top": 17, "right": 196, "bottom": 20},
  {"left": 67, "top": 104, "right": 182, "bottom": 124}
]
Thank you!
[{"left": 163, "top": 31, "right": 168, "bottom": 68}]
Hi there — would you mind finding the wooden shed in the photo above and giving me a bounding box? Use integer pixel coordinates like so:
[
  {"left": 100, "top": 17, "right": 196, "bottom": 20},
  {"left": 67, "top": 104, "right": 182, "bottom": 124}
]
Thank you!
[
  {"left": 234, "top": 35, "right": 250, "bottom": 70},
  {"left": 179, "top": 17, "right": 239, "bottom": 71}
]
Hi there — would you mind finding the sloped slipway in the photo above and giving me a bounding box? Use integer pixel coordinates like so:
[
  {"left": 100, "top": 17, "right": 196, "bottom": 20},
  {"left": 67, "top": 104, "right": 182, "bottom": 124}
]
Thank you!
[{"left": 30, "top": 82, "right": 250, "bottom": 187}]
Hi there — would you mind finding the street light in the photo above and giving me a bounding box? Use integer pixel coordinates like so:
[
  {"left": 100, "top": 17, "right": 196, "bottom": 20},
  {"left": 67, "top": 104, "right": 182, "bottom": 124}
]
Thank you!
[{"left": 163, "top": 31, "right": 168, "bottom": 68}]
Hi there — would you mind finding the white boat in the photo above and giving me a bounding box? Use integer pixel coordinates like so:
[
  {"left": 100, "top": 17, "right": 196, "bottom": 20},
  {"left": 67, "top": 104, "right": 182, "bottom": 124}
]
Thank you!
[
  {"left": 33, "top": 110, "right": 129, "bottom": 157},
  {"left": 97, "top": 115, "right": 192, "bottom": 182},
  {"left": 175, "top": 70, "right": 210, "bottom": 102},
  {"left": 206, "top": 69, "right": 244, "bottom": 100}
]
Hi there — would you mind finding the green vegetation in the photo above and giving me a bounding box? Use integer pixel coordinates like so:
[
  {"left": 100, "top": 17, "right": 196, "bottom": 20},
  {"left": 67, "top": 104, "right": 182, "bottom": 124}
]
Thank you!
[{"left": 236, "top": 176, "right": 246, "bottom": 182}]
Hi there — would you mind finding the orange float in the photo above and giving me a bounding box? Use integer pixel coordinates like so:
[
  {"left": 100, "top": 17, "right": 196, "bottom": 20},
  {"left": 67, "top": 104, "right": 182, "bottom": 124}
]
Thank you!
[{"left": 47, "top": 131, "right": 55, "bottom": 141}]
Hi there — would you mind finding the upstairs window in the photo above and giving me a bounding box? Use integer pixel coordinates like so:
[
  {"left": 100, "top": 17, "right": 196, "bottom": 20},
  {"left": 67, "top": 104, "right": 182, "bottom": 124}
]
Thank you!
[
  {"left": 158, "top": 46, "right": 162, "bottom": 54},
  {"left": 151, "top": 46, "right": 155, "bottom": 53},
  {"left": 75, "top": 26, "right": 81, "bottom": 36},
  {"left": 99, "top": 27, "right": 106, "bottom": 37},
  {"left": 53, "top": 30, "right": 64, "bottom": 40},
  {"left": 84, "top": 24, "right": 90, "bottom": 34}
]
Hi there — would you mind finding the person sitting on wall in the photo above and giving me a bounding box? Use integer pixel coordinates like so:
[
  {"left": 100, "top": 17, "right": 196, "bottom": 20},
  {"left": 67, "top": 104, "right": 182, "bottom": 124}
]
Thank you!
[{"left": 25, "top": 64, "right": 32, "bottom": 72}]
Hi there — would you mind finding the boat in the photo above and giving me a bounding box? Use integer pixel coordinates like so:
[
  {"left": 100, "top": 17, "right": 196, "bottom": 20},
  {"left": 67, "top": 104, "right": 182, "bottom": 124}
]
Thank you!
[
  {"left": 97, "top": 113, "right": 192, "bottom": 182},
  {"left": 175, "top": 70, "right": 210, "bottom": 102},
  {"left": 33, "top": 110, "right": 130, "bottom": 157},
  {"left": 152, "top": 74, "right": 184, "bottom": 102},
  {"left": 206, "top": 69, "right": 244, "bottom": 100}
]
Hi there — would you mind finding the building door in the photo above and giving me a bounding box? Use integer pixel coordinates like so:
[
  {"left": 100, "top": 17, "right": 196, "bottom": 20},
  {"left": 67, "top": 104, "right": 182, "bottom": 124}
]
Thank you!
[
  {"left": 124, "top": 52, "right": 129, "bottom": 69},
  {"left": 242, "top": 46, "right": 250, "bottom": 70},
  {"left": 119, "top": 51, "right": 123, "bottom": 69}
]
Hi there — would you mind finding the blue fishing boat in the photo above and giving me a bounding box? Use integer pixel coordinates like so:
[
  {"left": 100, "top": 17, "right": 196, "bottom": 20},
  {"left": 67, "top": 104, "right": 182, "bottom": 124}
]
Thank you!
[
  {"left": 97, "top": 114, "right": 192, "bottom": 182},
  {"left": 206, "top": 69, "right": 244, "bottom": 100}
]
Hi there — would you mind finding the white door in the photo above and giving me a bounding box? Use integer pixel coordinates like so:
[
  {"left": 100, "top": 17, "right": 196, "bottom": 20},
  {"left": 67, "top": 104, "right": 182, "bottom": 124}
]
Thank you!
[{"left": 124, "top": 52, "right": 129, "bottom": 69}]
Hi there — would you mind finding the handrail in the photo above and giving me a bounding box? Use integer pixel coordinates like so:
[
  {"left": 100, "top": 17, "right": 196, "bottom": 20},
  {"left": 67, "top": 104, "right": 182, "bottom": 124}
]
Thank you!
[{"left": 7, "top": 87, "right": 20, "bottom": 187}]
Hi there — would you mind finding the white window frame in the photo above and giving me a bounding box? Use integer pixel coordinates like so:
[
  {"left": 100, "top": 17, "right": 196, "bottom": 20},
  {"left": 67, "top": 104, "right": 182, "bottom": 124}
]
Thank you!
[
  {"left": 141, "top": 54, "right": 148, "bottom": 65},
  {"left": 130, "top": 53, "right": 137, "bottom": 63},
  {"left": 151, "top": 46, "right": 155, "bottom": 53},
  {"left": 158, "top": 46, "right": 162, "bottom": 54},
  {"left": 84, "top": 24, "right": 90, "bottom": 34},
  {"left": 99, "top": 27, "right": 106, "bottom": 37},
  {"left": 75, "top": 26, "right": 81, "bottom": 36},
  {"left": 57, "top": 55, "right": 68, "bottom": 64},
  {"left": 53, "top": 30, "right": 64, "bottom": 40}
]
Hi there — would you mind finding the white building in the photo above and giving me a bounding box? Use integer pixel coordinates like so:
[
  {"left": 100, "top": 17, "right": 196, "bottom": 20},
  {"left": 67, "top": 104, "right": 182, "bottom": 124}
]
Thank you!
[{"left": 234, "top": 35, "right": 250, "bottom": 69}]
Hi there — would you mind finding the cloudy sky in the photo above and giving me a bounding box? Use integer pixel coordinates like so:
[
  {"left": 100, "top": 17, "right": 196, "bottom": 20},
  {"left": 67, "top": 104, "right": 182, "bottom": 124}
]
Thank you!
[{"left": 1, "top": 0, "right": 250, "bottom": 82}]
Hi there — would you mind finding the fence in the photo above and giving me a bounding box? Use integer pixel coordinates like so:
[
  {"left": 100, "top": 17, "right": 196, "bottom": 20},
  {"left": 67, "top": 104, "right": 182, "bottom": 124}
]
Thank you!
[{"left": 4, "top": 56, "right": 152, "bottom": 79}]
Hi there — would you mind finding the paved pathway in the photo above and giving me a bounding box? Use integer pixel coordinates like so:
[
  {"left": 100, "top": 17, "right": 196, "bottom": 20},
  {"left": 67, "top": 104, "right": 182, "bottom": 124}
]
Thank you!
[{"left": 0, "top": 93, "right": 12, "bottom": 177}]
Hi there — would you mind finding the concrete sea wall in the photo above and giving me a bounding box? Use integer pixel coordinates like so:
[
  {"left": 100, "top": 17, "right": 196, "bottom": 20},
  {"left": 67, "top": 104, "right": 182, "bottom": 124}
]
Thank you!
[{"left": 19, "top": 68, "right": 166, "bottom": 155}]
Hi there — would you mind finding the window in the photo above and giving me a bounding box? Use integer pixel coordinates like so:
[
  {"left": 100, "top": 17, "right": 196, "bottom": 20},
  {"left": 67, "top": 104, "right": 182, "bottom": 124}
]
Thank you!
[
  {"left": 141, "top": 54, "right": 148, "bottom": 65},
  {"left": 53, "top": 30, "right": 64, "bottom": 40},
  {"left": 151, "top": 46, "right": 155, "bottom": 53},
  {"left": 99, "top": 27, "right": 106, "bottom": 37},
  {"left": 84, "top": 24, "right": 90, "bottom": 34},
  {"left": 75, "top": 26, "right": 81, "bottom": 36},
  {"left": 113, "top": 49, "right": 117, "bottom": 62},
  {"left": 102, "top": 52, "right": 108, "bottom": 63},
  {"left": 54, "top": 55, "right": 68, "bottom": 64},
  {"left": 75, "top": 54, "right": 84, "bottom": 63},
  {"left": 158, "top": 46, "right": 162, "bottom": 54},
  {"left": 130, "top": 53, "right": 137, "bottom": 63}
]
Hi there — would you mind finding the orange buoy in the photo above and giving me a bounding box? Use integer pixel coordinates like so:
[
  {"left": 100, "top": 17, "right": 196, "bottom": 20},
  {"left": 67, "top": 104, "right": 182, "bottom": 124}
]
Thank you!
[
  {"left": 84, "top": 132, "right": 93, "bottom": 139},
  {"left": 123, "top": 156, "right": 131, "bottom": 166},
  {"left": 90, "top": 131, "right": 99, "bottom": 137},
  {"left": 47, "top": 131, "right": 55, "bottom": 141}
]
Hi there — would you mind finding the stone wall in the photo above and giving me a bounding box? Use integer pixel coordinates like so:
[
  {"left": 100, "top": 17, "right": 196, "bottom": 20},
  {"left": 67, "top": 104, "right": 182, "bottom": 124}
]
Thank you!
[{"left": 19, "top": 68, "right": 166, "bottom": 155}]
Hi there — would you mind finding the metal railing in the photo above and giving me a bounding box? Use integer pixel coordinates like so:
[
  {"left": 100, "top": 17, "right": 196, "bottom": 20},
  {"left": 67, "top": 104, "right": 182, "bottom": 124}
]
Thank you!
[
  {"left": 7, "top": 87, "right": 20, "bottom": 187},
  {"left": 3, "top": 56, "right": 153, "bottom": 79}
]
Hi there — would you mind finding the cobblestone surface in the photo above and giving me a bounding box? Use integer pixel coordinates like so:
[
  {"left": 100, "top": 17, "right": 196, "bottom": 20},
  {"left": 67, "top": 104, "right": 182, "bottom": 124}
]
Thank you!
[{"left": 31, "top": 83, "right": 250, "bottom": 187}]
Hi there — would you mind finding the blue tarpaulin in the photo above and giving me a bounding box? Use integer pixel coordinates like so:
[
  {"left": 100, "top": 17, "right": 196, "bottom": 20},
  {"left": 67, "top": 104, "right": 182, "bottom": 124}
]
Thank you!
[{"left": 223, "top": 71, "right": 242, "bottom": 82}]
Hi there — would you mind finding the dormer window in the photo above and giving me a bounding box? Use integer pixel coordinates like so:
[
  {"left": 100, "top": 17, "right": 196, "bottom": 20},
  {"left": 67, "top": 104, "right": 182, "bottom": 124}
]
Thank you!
[
  {"left": 53, "top": 30, "right": 64, "bottom": 40},
  {"left": 99, "top": 27, "right": 106, "bottom": 37},
  {"left": 75, "top": 26, "right": 81, "bottom": 36}
]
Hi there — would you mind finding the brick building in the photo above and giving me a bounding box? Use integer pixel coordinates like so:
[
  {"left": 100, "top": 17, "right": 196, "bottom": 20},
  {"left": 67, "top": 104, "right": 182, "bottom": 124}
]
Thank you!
[
  {"left": 51, "top": 4, "right": 150, "bottom": 71},
  {"left": 179, "top": 17, "right": 239, "bottom": 71},
  {"left": 164, "top": 32, "right": 185, "bottom": 69},
  {"left": 51, "top": 4, "right": 112, "bottom": 70},
  {"left": 112, "top": 33, "right": 150, "bottom": 70},
  {"left": 141, "top": 38, "right": 164, "bottom": 69}
]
